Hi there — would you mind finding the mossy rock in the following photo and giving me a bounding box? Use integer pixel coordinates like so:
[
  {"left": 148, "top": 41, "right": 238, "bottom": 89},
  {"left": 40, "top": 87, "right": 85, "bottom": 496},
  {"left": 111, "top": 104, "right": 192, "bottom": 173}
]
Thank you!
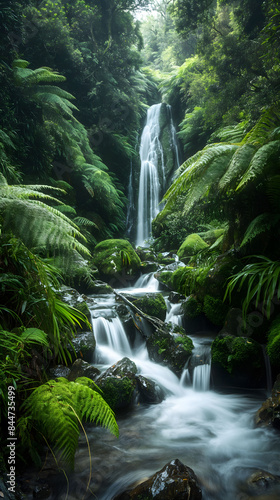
[
  {"left": 267, "top": 315, "right": 280, "bottom": 375},
  {"left": 155, "top": 270, "right": 173, "bottom": 290},
  {"left": 198, "top": 253, "right": 242, "bottom": 300},
  {"left": 211, "top": 334, "right": 265, "bottom": 388},
  {"left": 133, "top": 293, "right": 167, "bottom": 321},
  {"left": 177, "top": 234, "right": 208, "bottom": 260},
  {"left": 93, "top": 239, "right": 141, "bottom": 280},
  {"left": 203, "top": 294, "right": 229, "bottom": 327},
  {"left": 96, "top": 357, "right": 137, "bottom": 411},
  {"left": 182, "top": 296, "right": 203, "bottom": 319},
  {"left": 146, "top": 326, "right": 194, "bottom": 377}
]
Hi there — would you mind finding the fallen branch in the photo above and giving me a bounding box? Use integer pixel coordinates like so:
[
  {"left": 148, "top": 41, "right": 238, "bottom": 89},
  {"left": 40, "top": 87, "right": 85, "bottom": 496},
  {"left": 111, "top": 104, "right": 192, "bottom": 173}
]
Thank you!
[{"left": 114, "top": 291, "right": 166, "bottom": 332}]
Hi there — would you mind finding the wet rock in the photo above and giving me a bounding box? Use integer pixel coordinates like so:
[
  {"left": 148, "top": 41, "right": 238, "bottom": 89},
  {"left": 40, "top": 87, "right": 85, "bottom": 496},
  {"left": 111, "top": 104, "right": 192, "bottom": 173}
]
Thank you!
[
  {"left": 237, "top": 468, "right": 280, "bottom": 499},
  {"left": 67, "top": 331, "right": 96, "bottom": 363},
  {"left": 146, "top": 326, "right": 194, "bottom": 377},
  {"left": 255, "top": 374, "right": 280, "bottom": 429},
  {"left": 113, "top": 458, "right": 202, "bottom": 499},
  {"left": 60, "top": 286, "right": 93, "bottom": 331},
  {"left": 136, "top": 375, "right": 165, "bottom": 404},
  {"left": 132, "top": 293, "right": 167, "bottom": 321},
  {"left": 48, "top": 365, "right": 71, "bottom": 379},
  {"left": 87, "top": 280, "right": 114, "bottom": 294},
  {"left": 68, "top": 359, "right": 100, "bottom": 381},
  {"left": 136, "top": 247, "right": 157, "bottom": 262},
  {"left": 140, "top": 261, "right": 159, "bottom": 273},
  {"left": 211, "top": 334, "right": 266, "bottom": 389},
  {"left": 169, "top": 291, "right": 185, "bottom": 303},
  {"left": 96, "top": 357, "right": 137, "bottom": 411}
]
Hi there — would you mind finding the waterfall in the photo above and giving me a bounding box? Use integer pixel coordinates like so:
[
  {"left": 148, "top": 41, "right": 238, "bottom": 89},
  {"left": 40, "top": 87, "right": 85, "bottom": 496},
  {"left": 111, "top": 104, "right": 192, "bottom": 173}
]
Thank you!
[
  {"left": 136, "top": 103, "right": 164, "bottom": 247},
  {"left": 126, "top": 162, "right": 134, "bottom": 238},
  {"left": 167, "top": 104, "right": 180, "bottom": 170}
]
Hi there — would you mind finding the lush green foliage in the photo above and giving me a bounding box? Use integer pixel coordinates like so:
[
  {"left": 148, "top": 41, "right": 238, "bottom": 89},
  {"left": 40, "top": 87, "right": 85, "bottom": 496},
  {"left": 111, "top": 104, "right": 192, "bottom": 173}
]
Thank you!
[
  {"left": 20, "top": 377, "right": 119, "bottom": 469},
  {"left": 225, "top": 256, "right": 280, "bottom": 320}
]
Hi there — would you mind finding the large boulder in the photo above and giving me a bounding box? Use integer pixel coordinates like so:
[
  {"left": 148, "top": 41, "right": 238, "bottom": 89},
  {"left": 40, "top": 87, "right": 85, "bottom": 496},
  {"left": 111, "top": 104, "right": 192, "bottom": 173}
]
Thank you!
[
  {"left": 92, "top": 239, "right": 141, "bottom": 286},
  {"left": 211, "top": 335, "right": 265, "bottom": 389},
  {"left": 96, "top": 357, "right": 138, "bottom": 411},
  {"left": 255, "top": 374, "right": 280, "bottom": 429},
  {"left": 146, "top": 326, "right": 194, "bottom": 377},
  {"left": 113, "top": 459, "right": 202, "bottom": 500},
  {"left": 68, "top": 359, "right": 100, "bottom": 381},
  {"left": 177, "top": 234, "right": 208, "bottom": 261},
  {"left": 60, "top": 286, "right": 93, "bottom": 331}
]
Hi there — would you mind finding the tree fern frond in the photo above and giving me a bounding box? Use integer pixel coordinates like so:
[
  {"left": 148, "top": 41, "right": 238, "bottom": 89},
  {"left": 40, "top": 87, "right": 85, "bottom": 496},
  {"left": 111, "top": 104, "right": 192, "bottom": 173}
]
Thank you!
[
  {"left": 242, "top": 107, "right": 280, "bottom": 146},
  {"left": 163, "top": 144, "right": 237, "bottom": 213},
  {"left": 237, "top": 140, "right": 280, "bottom": 190},
  {"left": 219, "top": 144, "right": 256, "bottom": 190},
  {"left": 240, "top": 213, "right": 280, "bottom": 248},
  {"left": 73, "top": 217, "right": 98, "bottom": 228},
  {"left": 209, "top": 123, "right": 246, "bottom": 144}
]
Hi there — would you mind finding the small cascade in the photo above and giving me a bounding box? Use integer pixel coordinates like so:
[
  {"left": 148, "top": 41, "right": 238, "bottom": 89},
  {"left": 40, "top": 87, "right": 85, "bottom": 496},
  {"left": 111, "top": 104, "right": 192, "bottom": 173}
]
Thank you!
[
  {"left": 133, "top": 272, "right": 159, "bottom": 292},
  {"left": 165, "top": 302, "right": 183, "bottom": 326},
  {"left": 92, "top": 316, "right": 132, "bottom": 364},
  {"left": 136, "top": 104, "right": 164, "bottom": 247},
  {"left": 180, "top": 339, "right": 212, "bottom": 391}
]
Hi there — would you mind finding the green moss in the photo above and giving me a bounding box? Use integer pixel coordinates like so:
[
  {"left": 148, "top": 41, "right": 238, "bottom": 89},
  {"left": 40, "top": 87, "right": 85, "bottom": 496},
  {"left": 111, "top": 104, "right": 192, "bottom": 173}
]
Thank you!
[
  {"left": 203, "top": 294, "right": 228, "bottom": 326},
  {"left": 174, "top": 335, "right": 194, "bottom": 355},
  {"left": 93, "top": 239, "right": 141, "bottom": 277},
  {"left": 99, "top": 376, "right": 135, "bottom": 411},
  {"left": 182, "top": 295, "right": 203, "bottom": 318},
  {"left": 177, "top": 233, "right": 209, "bottom": 260},
  {"left": 171, "top": 266, "right": 194, "bottom": 295},
  {"left": 211, "top": 335, "right": 263, "bottom": 374},
  {"left": 156, "top": 271, "right": 173, "bottom": 288},
  {"left": 267, "top": 316, "right": 280, "bottom": 370},
  {"left": 134, "top": 293, "right": 167, "bottom": 321}
]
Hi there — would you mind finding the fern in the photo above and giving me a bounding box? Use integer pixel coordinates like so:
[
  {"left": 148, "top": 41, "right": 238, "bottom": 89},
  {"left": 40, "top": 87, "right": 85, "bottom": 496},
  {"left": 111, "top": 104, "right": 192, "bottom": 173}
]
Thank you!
[
  {"left": 20, "top": 378, "right": 119, "bottom": 469},
  {"left": 237, "top": 140, "right": 280, "bottom": 190},
  {"left": 225, "top": 256, "right": 280, "bottom": 319},
  {"left": 163, "top": 144, "right": 237, "bottom": 215},
  {"left": 219, "top": 144, "right": 256, "bottom": 190},
  {"left": 240, "top": 213, "right": 280, "bottom": 248}
]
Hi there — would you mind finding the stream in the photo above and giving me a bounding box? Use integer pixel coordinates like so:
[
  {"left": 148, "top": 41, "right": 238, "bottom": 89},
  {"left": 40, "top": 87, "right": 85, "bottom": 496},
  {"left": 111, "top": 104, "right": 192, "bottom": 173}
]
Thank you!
[{"left": 60, "top": 277, "right": 280, "bottom": 500}]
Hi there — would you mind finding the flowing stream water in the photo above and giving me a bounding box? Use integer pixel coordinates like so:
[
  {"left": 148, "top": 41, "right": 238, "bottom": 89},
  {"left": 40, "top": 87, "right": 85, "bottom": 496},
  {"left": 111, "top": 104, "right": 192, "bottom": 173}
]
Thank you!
[{"left": 65, "top": 287, "right": 280, "bottom": 500}]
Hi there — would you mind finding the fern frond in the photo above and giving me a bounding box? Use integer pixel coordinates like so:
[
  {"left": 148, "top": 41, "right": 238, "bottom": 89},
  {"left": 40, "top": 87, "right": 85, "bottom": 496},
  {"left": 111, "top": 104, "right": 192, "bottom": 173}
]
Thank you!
[
  {"left": 219, "top": 144, "right": 256, "bottom": 190},
  {"left": 242, "top": 107, "right": 280, "bottom": 146},
  {"left": 240, "top": 213, "right": 280, "bottom": 248},
  {"left": 22, "top": 378, "right": 118, "bottom": 469},
  {"left": 237, "top": 140, "right": 280, "bottom": 190},
  {"left": 164, "top": 144, "right": 237, "bottom": 214}
]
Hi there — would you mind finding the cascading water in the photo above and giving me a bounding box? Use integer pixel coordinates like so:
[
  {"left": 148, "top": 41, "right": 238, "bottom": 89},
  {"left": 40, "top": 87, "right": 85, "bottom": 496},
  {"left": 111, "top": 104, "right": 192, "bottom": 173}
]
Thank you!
[
  {"left": 50, "top": 283, "right": 280, "bottom": 500},
  {"left": 136, "top": 104, "right": 164, "bottom": 247}
]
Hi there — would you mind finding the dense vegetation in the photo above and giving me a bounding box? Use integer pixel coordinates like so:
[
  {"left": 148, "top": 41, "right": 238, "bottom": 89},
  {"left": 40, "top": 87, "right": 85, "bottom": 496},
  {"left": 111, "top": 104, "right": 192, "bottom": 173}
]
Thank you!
[{"left": 1, "top": 0, "right": 280, "bottom": 485}]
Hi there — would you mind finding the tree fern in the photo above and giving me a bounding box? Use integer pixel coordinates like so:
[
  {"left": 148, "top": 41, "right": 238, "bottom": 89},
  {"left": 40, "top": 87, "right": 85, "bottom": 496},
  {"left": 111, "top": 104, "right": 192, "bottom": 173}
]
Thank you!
[{"left": 20, "top": 378, "right": 119, "bottom": 469}]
